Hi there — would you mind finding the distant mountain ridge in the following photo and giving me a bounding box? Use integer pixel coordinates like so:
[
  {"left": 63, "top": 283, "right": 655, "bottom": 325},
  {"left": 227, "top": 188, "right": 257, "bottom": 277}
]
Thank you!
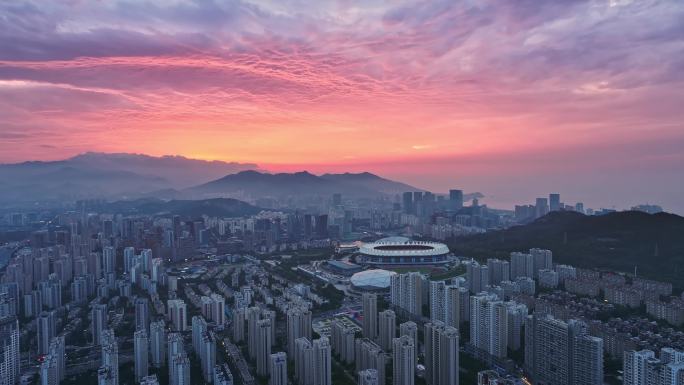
[
  {"left": 449, "top": 210, "right": 684, "bottom": 288},
  {"left": 0, "top": 152, "right": 478, "bottom": 208},
  {"left": 0, "top": 152, "right": 258, "bottom": 206},
  {"left": 188, "top": 170, "right": 422, "bottom": 198}
]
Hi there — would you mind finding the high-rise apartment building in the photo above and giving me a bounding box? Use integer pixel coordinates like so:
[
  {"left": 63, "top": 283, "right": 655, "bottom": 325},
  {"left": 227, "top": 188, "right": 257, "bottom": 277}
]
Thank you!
[
  {"left": 287, "top": 307, "right": 312, "bottom": 358},
  {"left": 257, "top": 318, "right": 273, "bottom": 376},
  {"left": 355, "top": 338, "right": 389, "bottom": 385},
  {"left": 378, "top": 309, "right": 396, "bottom": 351},
  {"left": 135, "top": 298, "right": 149, "bottom": 332},
  {"left": 330, "top": 318, "right": 357, "bottom": 364},
  {"left": 465, "top": 261, "right": 489, "bottom": 294},
  {"left": 150, "top": 319, "right": 167, "bottom": 367},
  {"left": 399, "top": 321, "right": 418, "bottom": 362},
  {"left": 470, "top": 293, "right": 508, "bottom": 358},
  {"left": 425, "top": 322, "right": 459, "bottom": 385},
  {"left": 269, "top": 352, "right": 288, "bottom": 385},
  {"left": 167, "top": 299, "right": 187, "bottom": 331},
  {"left": 134, "top": 329, "right": 149, "bottom": 381},
  {"left": 391, "top": 272, "right": 423, "bottom": 317},
  {"left": 0, "top": 314, "right": 20, "bottom": 385},
  {"left": 525, "top": 314, "right": 603, "bottom": 385},
  {"left": 392, "top": 335, "right": 415, "bottom": 385},
  {"left": 38, "top": 311, "right": 56, "bottom": 355},
  {"left": 362, "top": 293, "right": 378, "bottom": 340}
]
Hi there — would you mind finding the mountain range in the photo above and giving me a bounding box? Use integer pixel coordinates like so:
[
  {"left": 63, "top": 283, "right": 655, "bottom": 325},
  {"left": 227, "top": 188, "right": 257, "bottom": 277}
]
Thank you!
[
  {"left": 450, "top": 210, "right": 684, "bottom": 288},
  {"left": 0, "top": 152, "right": 257, "bottom": 206},
  {"left": 188, "top": 170, "right": 420, "bottom": 199},
  {"left": 0, "top": 152, "right": 468, "bottom": 207}
]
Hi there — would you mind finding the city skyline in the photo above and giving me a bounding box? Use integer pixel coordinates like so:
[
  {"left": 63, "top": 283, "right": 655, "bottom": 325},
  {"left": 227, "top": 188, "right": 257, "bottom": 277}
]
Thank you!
[{"left": 1, "top": 1, "right": 683, "bottom": 213}]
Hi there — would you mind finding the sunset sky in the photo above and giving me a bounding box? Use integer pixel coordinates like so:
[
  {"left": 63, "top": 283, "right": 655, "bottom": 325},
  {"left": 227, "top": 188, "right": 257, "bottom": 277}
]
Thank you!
[{"left": 1, "top": 0, "right": 683, "bottom": 212}]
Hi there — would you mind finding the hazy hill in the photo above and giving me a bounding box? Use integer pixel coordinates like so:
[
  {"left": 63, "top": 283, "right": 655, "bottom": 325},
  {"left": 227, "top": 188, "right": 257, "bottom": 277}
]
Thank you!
[
  {"left": 449, "top": 211, "right": 684, "bottom": 288},
  {"left": 189, "top": 170, "right": 421, "bottom": 198},
  {"left": 99, "top": 198, "right": 262, "bottom": 218},
  {"left": 0, "top": 153, "right": 257, "bottom": 205},
  {"left": 320, "top": 172, "right": 420, "bottom": 195}
]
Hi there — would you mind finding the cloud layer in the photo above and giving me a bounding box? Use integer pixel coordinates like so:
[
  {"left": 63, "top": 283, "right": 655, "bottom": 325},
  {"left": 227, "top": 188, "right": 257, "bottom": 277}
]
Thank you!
[{"left": 1, "top": 0, "right": 683, "bottom": 211}]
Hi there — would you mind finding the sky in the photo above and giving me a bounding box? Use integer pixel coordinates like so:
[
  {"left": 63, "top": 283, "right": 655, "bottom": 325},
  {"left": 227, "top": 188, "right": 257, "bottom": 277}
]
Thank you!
[{"left": 1, "top": 0, "right": 683, "bottom": 212}]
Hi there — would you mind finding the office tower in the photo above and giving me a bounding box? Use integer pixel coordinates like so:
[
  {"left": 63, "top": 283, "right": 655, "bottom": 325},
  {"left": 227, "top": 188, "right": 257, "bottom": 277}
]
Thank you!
[
  {"left": 192, "top": 316, "right": 208, "bottom": 354},
  {"left": 449, "top": 189, "right": 464, "bottom": 210},
  {"left": 378, "top": 310, "right": 396, "bottom": 351},
  {"left": 535, "top": 197, "right": 549, "bottom": 218},
  {"left": 247, "top": 306, "right": 262, "bottom": 360},
  {"left": 393, "top": 335, "right": 415, "bottom": 385},
  {"left": 134, "top": 329, "right": 149, "bottom": 381},
  {"left": 295, "top": 337, "right": 313, "bottom": 385},
  {"left": 402, "top": 192, "right": 414, "bottom": 214},
  {"left": 399, "top": 321, "right": 418, "bottom": 362},
  {"left": 150, "top": 320, "right": 167, "bottom": 367},
  {"left": 270, "top": 352, "right": 288, "bottom": 385},
  {"left": 355, "top": 338, "right": 389, "bottom": 385},
  {"left": 425, "top": 322, "right": 459, "bottom": 385},
  {"left": 510, "top": 252, "right": 534, "bottom": 279},
  {"left": 200, "top": 332, "right": 217, "bottom": 383},
  {"left": 465, "top": 261, "right": 489, "bottom": 294},
  {"left": 0, "top": 315, "right": 20, "bottom": 385},
  {"left": 287, "top": 307, "right": 312, "bottom": 358},
  {"left": 135, "top": 298, "right": 150, "bottom": 332},
  {"left": 101, "top": 329, "right": 119, "bottom": 385},
  {"left": 362, "top": 293, "right": 378, "bottom": 340},
  {"left": 530, "top": 248, "right": 553, "bottom": 279},
  {"left": 430, "top": 281, "right": 446, "bottom": 323},
  {"left": 38, "top": 311, "right": 56, "bottom": 355},
  {"left": 214, "top": 364, "right": 234, "bottom": 385},
  {"left": 359, "top": 369, "right": 379, "bottom": 385},
  {"left": 487, "top": 259, "right": 510, "bottom": 286},
  {"left": 257, "top": 318, "right": 273, "bottom": 376},
  {"left": 549, "top": 193, "right": 561, "bottom": 211},
  {"left": 470, "top": 293, "right": 508, "bottom": 358},
  {"left": 91, "top": 303, "right": 108, "bottom": 345},
  {"left": 313, "top": 337, "right": 332, "bottom": 385},
  {"left": 526, "top": 314, "right": 603, "bottom": 385},
  {"left": 171, "top": 353, "right": 191, "bottom": 385},
  {"left": 391, "top": 272, "right": 423, "bottom": 316},
  {"left": 316, "top": 214, "right": 328, "bottom": 238},
  {"left": 505, "top": 302, "right": 528, "bottom": 351},
  {"left": 330, "top": 318, "right": 356, "bottom": 364},
  {"left": 167, "top": 299, "right": 187, "bottom": 331}
]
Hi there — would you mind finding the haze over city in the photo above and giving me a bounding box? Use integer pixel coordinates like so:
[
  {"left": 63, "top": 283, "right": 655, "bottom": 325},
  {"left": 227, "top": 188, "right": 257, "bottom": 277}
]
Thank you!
[{"left": 1, "top": 0, "right": 684, "bottom": 212}]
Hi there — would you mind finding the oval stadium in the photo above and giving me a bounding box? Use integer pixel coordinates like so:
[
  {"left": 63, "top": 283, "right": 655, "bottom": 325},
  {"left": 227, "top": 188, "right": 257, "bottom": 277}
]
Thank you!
[{"left": 356, "top": 236, "right": 449, "bottom": 266}]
